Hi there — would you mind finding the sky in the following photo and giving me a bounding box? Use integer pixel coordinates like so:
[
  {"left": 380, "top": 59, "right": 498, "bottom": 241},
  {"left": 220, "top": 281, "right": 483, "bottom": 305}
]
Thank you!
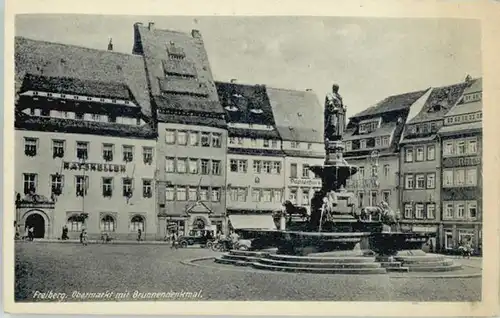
[{"left": 15, "top": 15, "right": 482, "bottom": 118}]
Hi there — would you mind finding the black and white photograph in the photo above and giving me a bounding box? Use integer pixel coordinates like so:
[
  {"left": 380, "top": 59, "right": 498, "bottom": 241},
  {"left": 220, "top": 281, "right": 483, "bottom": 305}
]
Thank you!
[{"left": 3, "top": 1, "right": 500, "bottom": 316}]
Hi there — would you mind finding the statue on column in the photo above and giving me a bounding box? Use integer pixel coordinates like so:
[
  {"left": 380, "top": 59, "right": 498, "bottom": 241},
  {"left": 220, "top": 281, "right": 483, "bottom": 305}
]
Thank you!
[{"left": 324, "top": 84, "right": 347, "bottom": 143}]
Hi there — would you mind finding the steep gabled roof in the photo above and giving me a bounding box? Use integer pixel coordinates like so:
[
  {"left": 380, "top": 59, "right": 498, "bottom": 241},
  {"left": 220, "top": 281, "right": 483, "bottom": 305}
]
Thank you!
[
  {"left": 351, "top": 89, "right": 429, "bottom": 119},
  {"left": 15, "top": 36, "right": 152, "bottom": 117},
  {"left": 267, "top": 87, "right": 323, "bottom": 143}
]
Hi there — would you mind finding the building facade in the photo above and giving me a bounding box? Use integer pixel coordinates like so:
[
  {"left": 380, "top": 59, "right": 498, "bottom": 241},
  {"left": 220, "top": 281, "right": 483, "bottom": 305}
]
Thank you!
[
  {"left": 438, "top": 78, "right": 482, "bottom": 253},
  {"left": 216, "top": 82, "right": 283, "bottom": 230},
  {"left": 344, "top": 89, "right": 429, "bottom": 212},
  {"left": 267, "top": 88, "right": 325, "bottom": 215},
  {"left": 15, "top": 37, "right": 157, "bottom": 240},
  {"left": 133, "top": 22, "right": 228, "bottom": 237},
  {"left": 399, "top": 81, "right": 470, "bottom": 247}
]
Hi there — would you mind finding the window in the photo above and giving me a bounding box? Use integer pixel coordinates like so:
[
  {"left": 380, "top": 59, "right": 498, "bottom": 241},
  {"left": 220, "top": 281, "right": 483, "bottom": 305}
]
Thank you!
[
  {"left": 252, "top": 189, "right": 261, "bottom": 202},
  {"left": 466, "top": 167, "right": 477, "bottom": 186},
  {"left": 443, "top": 141, "right": 454, "bottom": 156},
  {"left": 289, "top": 189, "right": 297, "bottom": 204},
  {"left": 230, "top": 160, "right": 238, "bottom": 172},
  {"left": 52, "top": 140, "right": 65, "bottom": 158},
  {"left": 143, "top": 147, "right": 153, "bottom": 165},
  {"left": 375, "top": 137, "right": 381, "bottom": 147},
  {"left": 468, "top": 139, "right": 477, "bottom": 154},
  {"left": 454, "top": 169, "right": 465, "bottom": 186},
  {"left": 360, "top": 139, "right": 367, "bottom": 149},
  {"left": 177, "top": 158, "right": 187, "bottom": 173},
  {"left": 273, "top": 189, "right": 282, "bottom": 202},
  {"left": 229, "top": 137, "right": 236, "bottom": 145},
  {"left": 358, "top": 192, "right": 364, "bottom": 208},
  {"left": 123, "top": 145, "right": 134, "bottom": 162},
  {"left": 188, "top": 187, "right": 197, "bottom": 201},
  {"left": 253, "top": 160, "right": 262, "bottom": 174},
  {"left": 443, "top": 169, "right": 453, "bottom": 187},
  {"left": 370, "top": 191, "right": 377, "bottom": 206},
  {"left": 130, "top": 215, "right": 145, "bottom": 232},
  {"left": 76, "top": 142, "right": 89, "bottom": 160},
  {"left": 237, "top": 137, "right": 244, "bottom": 145},
  {"left": 165, "top": 130, "right": 176, "bottom": 144},
  {"left": 404, "top": 203, "right": 413, "bottom": 219},
  {"left": 290, "top": 163, "right": 298, "bottom": 178},
  {"left": 302, "top": 165, "right": 310, "bottom": 178},
  {"left": 258, "top": 161, "right": 268, "bottom": 174},
  {"left": 75, "top": 175, "right": 88, "bottom": 196},
  {"left": 237, "top": 188, "right": 247, "bottom": 201},
  {"left": 201, "top": 159, "right": 210, "bottom": 175},
  {"left": 201, "top": 133, "right": 210, "bottom": 147},
  {"left": 405, "top": 148, "right": 413, "bottom": 162},
  {"left": 426, "top": 204, "right": 435, "bottom": 219},
  {"left": 468, "top": 201, "right": 477, "bottom": 218},
  {"left": 212, "top": 160, "right": 221, "bottom": 175},
  {"left": 211, "top": 188, "right": 221, "bottom": 202},
  {"left": 301, "top": 190, "right": 310, "bottom": 205},
  {"left": 445, "top": 231, "right": 453, "bottom": 249},
  {"left": 426, "top": 173, "right": 435, "bottom": 189},
  {"left": 416, "top": 147, "right": 424, "bottom": 161},
  {"left": 371, "top": 166, "right": 378, "bottom": 178},
  {"left": 457, "top": 141, "right": 466, "bottom": 155},
  {"left": 185, "top": 159, "right": 197, "bottom": 174},
  {"left": 426, "top": 145, "right": 435, "bottom": 161},
  {"left": 122, "top": 178, "right": 133, "bottom": 197},
  {"left": 51, "top": 174, "right": 64, "bottom": 195},
  {"left": 166, "top": 186, "right": 175, "bottom": 201},
  {"left": 166, "top": 157, "right": 175, "bottom": 172},
  {"left": 457, "top": 203, "right": 465, "bottom": 218},
  {"left": 100, "top": 215, "right": 115, "bottom": 232},
  {"left": 177, "top": 131, "right": 187, "bottom": 145},
  {"left": 176, "top": 187, "right": 186, "bottom": 201},
  {"left": 212, "top": 133, "right": 222, "bottom": 148},
  {"left": 22, "top": 173, "right": 37, "bottom": 194},
  {"left": 263, "top": 139, "right": 270, "bottom": 148},
  {"left": 199, "top": 187, "right": 209, "bottom": 201},
  {"left": 142, "top": 179, "right": 152, "bottom": 198},
  {"left": 446, "top": 117, "right": 453, "bottom": 124},
  {"left": 444, "top": 202, "right": 454, "bottom": 218},
  {"left": 189, "top": 132, "right": 199, "bottom": 146},
  {"left": 358, "top": 167, "right": 365, "bottom": 178},
  {"left": 307, "top": 143, "right": 312, "bottom": 150},
  {"left": 272, "top": 162, "right": 281, "bottom": 174},
  {"left": 383, "top": 165, "right": 390, "bottom": 177},
  {"left": 345, "top": 141, "right": 352, "bottom": 151},
  {"left": 405, "top": 175, "right": 414, "bottom": 189},
  {"left": 103, "top": 144, "right": 114, "bottom": 162},
  {"left": 271, "top": 140, "right": 278, "bottom": 148},
  {"left": 251, "top": 138, "right": 258, "bottom": 147},
  {"left": 67, "top": 215, "right": 84, "bottom": 232},
  {"left": 102, "top": 177, "right": 113, "bottom": 197},
  {"left": 238, "top": 160, "right": 247, "bottom": 173},
  {"left": 382, "top": 191, "right": 390, "bottom": 204},
  {"left": 415, "top": 204, "right": 424, "bottom": 219}
]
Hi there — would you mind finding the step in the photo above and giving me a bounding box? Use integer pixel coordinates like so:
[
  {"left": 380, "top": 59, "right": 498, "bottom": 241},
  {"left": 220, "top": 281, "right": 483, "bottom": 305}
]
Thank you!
[
  {"left": 407, "top": 264, "right": 463, "bottom": 272},
  {"left": 378, "top": 262, "right": 403, "bottom": 268},
  {"left": 403, "top": 259, "right": 455, "bottom": 267},
  {"left": 258, "top": 258, "right": 382, "bottom": 269},
  {"left": 252, "top": 262, "right": 387, "bottom": 274},
  {"left": 214, "top": 257, "right": 251, "bottom": 266},
  {"left": 386, "top": 267, "right": 410, "bottom": 273},
  {"left": 266, "top": 254, "right": 376, "bottom": 264},
  {"left": 221, "top": 255, "right": 260, "bottom": 263},
  {"left": 394, "top": 256, "right": 446, "bottom": 263},
  {"left": 229, "top": 250, "right": 266, "bottom": 257}
]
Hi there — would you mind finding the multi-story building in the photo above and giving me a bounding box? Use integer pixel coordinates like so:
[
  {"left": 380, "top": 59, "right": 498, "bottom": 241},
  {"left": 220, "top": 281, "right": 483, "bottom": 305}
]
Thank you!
[
  {"left": 267, "top": 88, "right": 324, "bottom": 215},
  {"left": 343, "top": 89, "right": 429, "bottom": 212},
  {"left": 133, "top": 22, "right": 227, "bottom": 236},
  {"left": 399, "top": 80, "right": 470, "bottom": 246},
  {"left": 438, "top": 78, "right": 482, "bottom": 253},
  {"left": 15, "top": 37, "right": 157, "bottom": 240},
  {"left": 215, "top": 81, "right": 283, "bottom": 230}
]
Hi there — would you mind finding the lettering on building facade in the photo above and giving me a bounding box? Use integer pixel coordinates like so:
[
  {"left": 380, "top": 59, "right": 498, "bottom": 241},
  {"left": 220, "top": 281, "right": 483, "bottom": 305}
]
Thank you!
[
  {"left": 289, "top": 178, "right": 322, "bottom": 187},
  {"left": 63, "top": 161, "right": 127, "bottom": 173},
  {"left": 442, "top": 156, "right": 480, "bottom": 168}
]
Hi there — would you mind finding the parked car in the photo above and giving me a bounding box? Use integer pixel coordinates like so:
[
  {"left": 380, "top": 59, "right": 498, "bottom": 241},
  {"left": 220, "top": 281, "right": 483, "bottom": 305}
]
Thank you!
[{"left": 177, "top": 230, "right": 214, "bottom": 248}]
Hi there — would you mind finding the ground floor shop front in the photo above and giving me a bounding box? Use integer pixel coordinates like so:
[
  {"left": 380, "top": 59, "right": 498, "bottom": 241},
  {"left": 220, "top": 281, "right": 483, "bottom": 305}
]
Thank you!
[{"left": 438, "top": 222, "right": 482, "bottom": 255}]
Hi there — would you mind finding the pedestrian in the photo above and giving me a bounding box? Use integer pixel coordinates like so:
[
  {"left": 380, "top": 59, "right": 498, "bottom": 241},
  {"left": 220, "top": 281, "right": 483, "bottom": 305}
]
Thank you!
[
  {"left": 170, "top": 231, "right": 178, "bottom": 249},
  {"left": 81, "top": 229, "right": 88, "bottom": 246},
  {"left": 28, "top": 226, "right": 34, "bottom": 241},
  {"left": 61, "top": 225, "right": 69, "bottom": 240},
  {"left": 137, "top": 229, "right": 142, "bottom": 242}
]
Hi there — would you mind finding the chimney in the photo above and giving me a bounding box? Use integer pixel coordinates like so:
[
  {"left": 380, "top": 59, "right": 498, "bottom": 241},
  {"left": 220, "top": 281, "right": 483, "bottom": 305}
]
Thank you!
[
  {"left": 230, "top": 79, "right": 237, "bottom": 83},
  {"left": 107, "top": 38, "right": 113, "bottom": 51},
  {"left": 148, "top": 22, "right": 155, "bottom": 30},
  {"left": 191, "top": 29, "right": 202, "bottom": 38},
  {"left": 305, "top": 88, "right": 313, "bottom": 91},
  {"left": 133, "top": 23, "right": 144, "bottom": 55}
]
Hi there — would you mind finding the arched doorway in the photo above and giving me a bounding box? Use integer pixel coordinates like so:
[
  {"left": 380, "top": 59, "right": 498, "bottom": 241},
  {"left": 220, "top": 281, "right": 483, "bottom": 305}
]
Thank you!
[{"left": 25, "top": 213, "right": 45, "bottom": 238}]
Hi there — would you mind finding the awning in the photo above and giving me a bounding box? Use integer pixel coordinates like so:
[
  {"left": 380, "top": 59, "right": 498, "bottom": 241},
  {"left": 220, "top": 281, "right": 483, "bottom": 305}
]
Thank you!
[
  {"left": 228, "top": 214, "right": 277, "bottom": 230},
  {"left": 438, "top": 122, "right": 482, "bottom": 136}
]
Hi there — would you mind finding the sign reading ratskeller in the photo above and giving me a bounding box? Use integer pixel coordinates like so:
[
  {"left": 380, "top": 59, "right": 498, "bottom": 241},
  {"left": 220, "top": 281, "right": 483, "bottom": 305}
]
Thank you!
[
  {"left": 289, "top": 178, "right": 322, "bottom": 186},
  {"left": 63, "top": 161, "right": 126, "bottom": 173}
]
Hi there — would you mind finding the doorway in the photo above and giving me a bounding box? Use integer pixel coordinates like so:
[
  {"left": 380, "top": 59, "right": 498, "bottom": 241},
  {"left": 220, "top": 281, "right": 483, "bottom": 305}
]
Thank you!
[{"left": 25, "top": 213, "right": 45, "bottom": 238}]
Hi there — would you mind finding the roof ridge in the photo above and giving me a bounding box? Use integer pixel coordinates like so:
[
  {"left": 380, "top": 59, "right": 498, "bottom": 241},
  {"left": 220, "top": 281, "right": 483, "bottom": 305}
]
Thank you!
[
  {"left": 266, "top": 86, "right": 315, "bottom": 93},
  {"left": 15, "top": 36, "right": 136, "bottom": 58}
]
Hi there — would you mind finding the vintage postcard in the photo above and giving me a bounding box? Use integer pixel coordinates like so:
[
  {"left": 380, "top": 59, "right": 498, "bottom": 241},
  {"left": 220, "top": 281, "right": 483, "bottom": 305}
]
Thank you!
[{"left": 3, "top": 0, "right": 500, "bottom": 317}]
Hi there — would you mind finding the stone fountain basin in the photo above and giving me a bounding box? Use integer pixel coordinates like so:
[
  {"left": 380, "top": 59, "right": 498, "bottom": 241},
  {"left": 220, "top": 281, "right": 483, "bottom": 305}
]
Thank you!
[{"left": 368, "top": 232, "right": 430, "bottom": 256}]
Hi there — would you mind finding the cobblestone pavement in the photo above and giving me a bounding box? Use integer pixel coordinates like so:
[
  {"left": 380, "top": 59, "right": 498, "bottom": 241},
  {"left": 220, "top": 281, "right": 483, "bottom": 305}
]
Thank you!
[{"left": 15, "top": 242, "right": 482, "bottom": 302}]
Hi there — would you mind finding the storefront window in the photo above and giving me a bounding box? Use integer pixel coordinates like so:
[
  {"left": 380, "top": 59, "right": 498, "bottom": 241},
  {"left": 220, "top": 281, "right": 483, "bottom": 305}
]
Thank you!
[
  {"left": 445, "top": 231, "right": 453, "bottom": 249},
  {"left": 458, "top": 230, "right": 474, "bottom": 246}
]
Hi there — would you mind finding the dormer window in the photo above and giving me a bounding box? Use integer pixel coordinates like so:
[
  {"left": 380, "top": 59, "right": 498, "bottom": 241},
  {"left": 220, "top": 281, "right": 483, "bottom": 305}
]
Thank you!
[
  {"left": 360, "top": 139, "right": 367, "bottom": 149},
  {"left": 358, "top": 119, "right": 380, "bottom": 134},
  {"left": 224, "top": 106, "right": 238, "bottom": 112},
  {"left": 446, "top": 117, "right": 453, "bottom": 124},
  {"left": 250, "top": 108, "right": 263, "bottom": 114},
  {"left": 375, "top": 137, "right": 381, "bottom": 147}
]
